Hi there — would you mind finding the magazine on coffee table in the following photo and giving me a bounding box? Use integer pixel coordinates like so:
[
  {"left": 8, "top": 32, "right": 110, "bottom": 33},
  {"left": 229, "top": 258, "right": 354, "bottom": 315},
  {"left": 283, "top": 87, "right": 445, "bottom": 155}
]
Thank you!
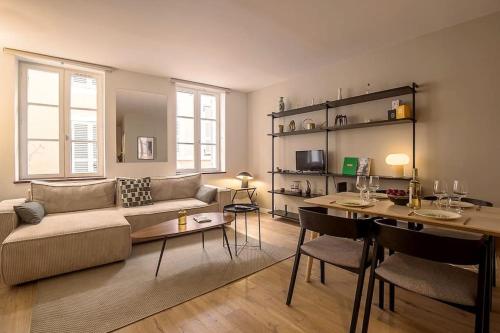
[{"left": 194, "top": 215, "right": 212, "bottom": 223}]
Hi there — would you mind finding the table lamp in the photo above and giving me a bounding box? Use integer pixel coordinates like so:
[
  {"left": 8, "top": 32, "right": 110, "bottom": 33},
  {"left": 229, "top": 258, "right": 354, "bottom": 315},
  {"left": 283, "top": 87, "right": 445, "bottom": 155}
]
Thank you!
[
  {"left": 385, "top": 153, "right": 409, "bottom": 177},
  {"left": 236, "top": 171, "right": 253, "bottom": 188}
]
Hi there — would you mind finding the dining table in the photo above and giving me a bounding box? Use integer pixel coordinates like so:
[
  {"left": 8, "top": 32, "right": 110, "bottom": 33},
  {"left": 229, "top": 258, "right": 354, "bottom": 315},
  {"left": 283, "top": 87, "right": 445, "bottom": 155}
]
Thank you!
[{"left": 302, "top": 192, "right": 500, "bottom": 282}]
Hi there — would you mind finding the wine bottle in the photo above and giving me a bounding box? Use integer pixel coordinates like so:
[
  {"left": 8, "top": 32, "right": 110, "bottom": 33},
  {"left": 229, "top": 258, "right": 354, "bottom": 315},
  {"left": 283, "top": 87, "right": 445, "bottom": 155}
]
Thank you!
[{"left": 409, "top": 168, "right": 422, "bottom": 209}]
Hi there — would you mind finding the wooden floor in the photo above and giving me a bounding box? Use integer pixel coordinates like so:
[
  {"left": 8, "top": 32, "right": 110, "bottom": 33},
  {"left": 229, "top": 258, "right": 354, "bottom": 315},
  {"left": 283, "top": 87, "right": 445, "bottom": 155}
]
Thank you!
[{"left": 1, "top": 214, "right": 500, "bottom": 332}]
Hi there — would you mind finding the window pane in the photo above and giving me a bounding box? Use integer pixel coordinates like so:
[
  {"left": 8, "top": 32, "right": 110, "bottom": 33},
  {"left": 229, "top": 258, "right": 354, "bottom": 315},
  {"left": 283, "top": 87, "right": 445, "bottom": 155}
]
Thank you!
[
  {"left": 27, "top": 105, "right": 59, "bottom": 140},
  {"left": 72, "top": 142, "right": 97, "bottom": 174},
  {"left": 27, "top": 69, "right": 59, "bottom": 105},
  {"left": 176, "top": 117, "right": 194, "bottom": 143},
  {"left": 71, "top": 109, "right": 97, "bottom": 141},
  {"left": 177, "top": 143, "right": 194, "bottom": 170},
  {"left": 177, "top": 91, "right": 194, "bottom": 117},
  {"left": 201, "top": 144, "right": 217, "bottom": 169},
  {"left": 200, "top": 94, "right": 216, "bottom": 119},
  {"left": 71, "top": 74, "right": 97, "bottom": 109},
  {"left": 201, "top": 119, "right": 216, "bottom": 144},
  {"left": 27, "top": 140, "right": 59, "bottom": 175}
]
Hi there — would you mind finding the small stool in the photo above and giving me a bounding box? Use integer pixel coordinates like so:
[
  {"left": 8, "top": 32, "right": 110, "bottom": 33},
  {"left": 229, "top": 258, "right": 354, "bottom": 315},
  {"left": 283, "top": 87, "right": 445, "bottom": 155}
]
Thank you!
[{"left": 223, "top": 203, "right": 261, "bottom": 256}]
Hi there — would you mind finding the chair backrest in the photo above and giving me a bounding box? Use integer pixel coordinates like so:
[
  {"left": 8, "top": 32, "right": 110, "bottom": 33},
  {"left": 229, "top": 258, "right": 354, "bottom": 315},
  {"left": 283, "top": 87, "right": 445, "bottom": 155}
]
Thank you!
[
  {"left": 462, "top": 197, "right": 493, "bottom": 207},
  {"left": 372, "top": 220, "right": 487, "bottom": 265},
  {"left": 298, "top": 206, "right": 370, "bottom": 240}
]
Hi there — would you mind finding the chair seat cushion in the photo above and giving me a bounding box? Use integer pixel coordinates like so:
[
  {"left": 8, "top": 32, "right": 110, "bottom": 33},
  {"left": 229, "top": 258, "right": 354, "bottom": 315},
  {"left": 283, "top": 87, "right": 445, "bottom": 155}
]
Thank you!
[
  {"left": 300, "top": 235, "right": 370, "bottom": 269},
  {"left": 421, "top": 226, "right": 483, "bottom": 240},
  {"left": 376, "top": 253, "right": 478, "bottom": 306}
]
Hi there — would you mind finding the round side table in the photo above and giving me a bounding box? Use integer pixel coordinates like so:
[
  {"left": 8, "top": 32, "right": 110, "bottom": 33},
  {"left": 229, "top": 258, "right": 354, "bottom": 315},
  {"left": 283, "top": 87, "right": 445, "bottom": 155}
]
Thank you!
[{"left": 223, "top": 203, "right": 261, "bottom": 256}]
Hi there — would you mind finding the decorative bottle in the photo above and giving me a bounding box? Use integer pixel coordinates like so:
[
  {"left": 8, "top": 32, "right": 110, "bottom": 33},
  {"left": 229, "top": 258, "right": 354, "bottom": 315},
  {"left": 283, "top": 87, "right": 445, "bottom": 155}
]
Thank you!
[
  {"left": 408, "top": 168, "right": 422, "bottom": 210},
  {"left": 178, "top": 210, "right": 187, "bottom": 226},
  {"left": 279, "top": 97, "right": 285, "bottom": 112}
]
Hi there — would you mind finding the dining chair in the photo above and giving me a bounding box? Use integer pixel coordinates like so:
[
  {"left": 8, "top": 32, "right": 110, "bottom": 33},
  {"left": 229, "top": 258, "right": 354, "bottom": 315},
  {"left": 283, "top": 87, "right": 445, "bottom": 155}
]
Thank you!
[
  {"left": 362, "top": 219, "right": 491, "bottom": 333},
  {"left": 421, "top": 197, "right": 495, "bottom": 287},
  {"left": 286, "top": 206, "right": 377, "bottom": 333}
]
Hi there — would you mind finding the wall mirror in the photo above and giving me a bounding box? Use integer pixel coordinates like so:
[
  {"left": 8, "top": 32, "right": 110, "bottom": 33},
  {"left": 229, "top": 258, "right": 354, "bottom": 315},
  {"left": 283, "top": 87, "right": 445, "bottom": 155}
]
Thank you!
[{"left": 116, "top": 90, "right": 168, "bottom": 163}]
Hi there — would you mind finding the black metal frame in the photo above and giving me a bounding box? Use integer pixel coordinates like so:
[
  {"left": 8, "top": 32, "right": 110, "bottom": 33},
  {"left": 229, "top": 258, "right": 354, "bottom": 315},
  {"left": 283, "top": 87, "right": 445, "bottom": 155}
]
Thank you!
[
  {"left": 269, "top": 84, "right": 418, "bottom": 222},
  {"left": 223, "top": 204, "right": 262, "bottom": 256}
]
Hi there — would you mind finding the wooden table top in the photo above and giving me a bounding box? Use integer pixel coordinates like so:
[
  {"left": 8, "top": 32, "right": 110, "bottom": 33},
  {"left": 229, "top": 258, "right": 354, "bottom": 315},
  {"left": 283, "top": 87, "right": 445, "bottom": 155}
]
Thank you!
[
  {"left": 131, "top": 212, "right": 234, "bottom": 240},
  {"left": 304, "top": 192, "right": 500, "bottom": 237}
]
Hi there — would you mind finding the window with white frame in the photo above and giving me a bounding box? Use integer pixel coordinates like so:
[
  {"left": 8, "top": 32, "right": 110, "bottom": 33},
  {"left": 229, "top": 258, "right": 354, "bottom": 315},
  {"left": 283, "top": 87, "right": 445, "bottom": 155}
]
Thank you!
[
  {"left": 18, "top": 62, "right": 104, "bottom": 180},
  {"left": 176, "top": 86, "right": 223, "bottom": 173}
]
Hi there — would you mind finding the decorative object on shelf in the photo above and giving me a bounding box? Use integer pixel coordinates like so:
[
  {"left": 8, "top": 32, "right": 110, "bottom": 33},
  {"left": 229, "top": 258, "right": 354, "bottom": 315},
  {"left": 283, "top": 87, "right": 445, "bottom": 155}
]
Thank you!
[
  {"left": 236, "top": 171, "right": 253, "bottom": 188},
  {"left": 310, "top": 98, "right": 315, "bottom": 105},
  {"left": 366, "top": 83, "right": 371, "bottom": 94},
  {"left": 388, "top": 109, "right": 397, "bottom": 120},
  {"left": 357, "top": 157, "right": 372, "bottom": 176},
  {"left": 276, "top": 166, "right": 282, "bottom": 172},
  {"left": 302, "top": 118, "right": 316, "bottom": 130},
  {"left": 137, "top": 137, "right": 155, "bottom": 160},
  {"left": 391, "top": 99, "right": 401, "bottom": 110},
  {"left": 334, "top": 114, "right": 348, "bottom": 126},
  {"left": 305, "top": 180, "right": 312, "bottom": 197},
  {"left": 337, "top": 87, "right": 342, "bottom": 100},
  {"left": 396, "top": 104, "right": 412, "bottom": 119},
  {"left": 278, "top": 124, "right": 284, "bottom": 133},
  {"left": 342, "top": 157, "right": 358, "bottom": 176},
  {"left": 290, "top": 180, "right": 302, "bottom": 194},
  {"left": 279, "top": 97, "right": 285, "bottom": 112},
  {"left": 385, "top": 153, "right": 410, "bottom": 177},
  {"left": 288, "top": 120, "right": 296, "bottom": 132},
  {"left": 279, "top": 187, "right": 285, "bottom": 193}
]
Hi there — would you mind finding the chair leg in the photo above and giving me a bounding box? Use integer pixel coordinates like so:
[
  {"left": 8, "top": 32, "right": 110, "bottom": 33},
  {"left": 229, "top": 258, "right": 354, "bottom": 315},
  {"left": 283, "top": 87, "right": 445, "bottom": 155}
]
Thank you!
[
  {"left": 286, "top": 251, "right": 302, "bottom": 305},
  {"left": 492, "top": 239, "right": 496, "bottom": 288},
  {"left": 362, "top": 245, "right": 379, "bottom": 333},
  {"left": 389, "top": 284, "right": 395, "bottom": 312},
  {"left": 320, "top": 261, "right": 325, "bottom": 284},
  {"left": 257, "top": 209, "right": 261, "bottom": 249},
  {"left": 349, "top": 241, "right": 370, "bottom": 333},
  {"left": 378, "top": 247, "right": 385, "bottom": 309}
]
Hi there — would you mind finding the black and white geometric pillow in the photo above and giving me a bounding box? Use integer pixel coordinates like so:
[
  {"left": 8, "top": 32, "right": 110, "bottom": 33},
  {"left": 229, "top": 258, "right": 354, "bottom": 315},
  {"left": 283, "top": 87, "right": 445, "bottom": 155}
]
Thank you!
[{"left": 118, "top": 177, "right": 153, "bottom": 208}]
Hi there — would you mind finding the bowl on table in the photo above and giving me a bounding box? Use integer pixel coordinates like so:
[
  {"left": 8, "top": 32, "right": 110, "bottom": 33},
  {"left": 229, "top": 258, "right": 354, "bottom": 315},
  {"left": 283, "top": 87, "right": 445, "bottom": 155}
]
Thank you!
[{"left": 387, "top": 189, "right": 409, "bottom": 206}]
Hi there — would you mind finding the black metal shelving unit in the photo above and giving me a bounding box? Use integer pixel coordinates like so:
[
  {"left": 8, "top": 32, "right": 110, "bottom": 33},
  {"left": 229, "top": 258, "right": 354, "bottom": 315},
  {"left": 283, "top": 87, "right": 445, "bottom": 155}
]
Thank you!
[{"left": 268, "top": 83, "right": 418, "bottom": 222}]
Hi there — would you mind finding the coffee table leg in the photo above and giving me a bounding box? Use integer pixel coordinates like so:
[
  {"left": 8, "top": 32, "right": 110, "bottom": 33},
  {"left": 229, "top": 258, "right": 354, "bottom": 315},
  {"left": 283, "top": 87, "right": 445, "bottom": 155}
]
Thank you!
[
  {"left": 202, "top": 231, "right": 205, "bottom": 249},
  {"left": 222, "top": 225, "right": 232, "bottom": 260},
  {"left": 258, "top": 209, "right": 261, "bottom": 250},
  {"left": 245, "top": 212, "right": 248, "bottom": 242},
  {"left": 155, "top": 237, "right": 167, "bottom": 277}
]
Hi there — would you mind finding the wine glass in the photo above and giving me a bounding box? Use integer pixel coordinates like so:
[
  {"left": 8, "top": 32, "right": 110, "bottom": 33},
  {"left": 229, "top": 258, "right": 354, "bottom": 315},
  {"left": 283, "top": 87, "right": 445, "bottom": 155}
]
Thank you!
[
  {"left": 433, "top": 180, "right": 448, "bottom": 209},
  {"left": 369, "top": 176, "right": 380, "bottom": 201},
  {"left": 452, "top": 180, "right": 468, "bottom": 214},
  {"left": 356, "top": 176, "right": 367, "bottom": 201}
]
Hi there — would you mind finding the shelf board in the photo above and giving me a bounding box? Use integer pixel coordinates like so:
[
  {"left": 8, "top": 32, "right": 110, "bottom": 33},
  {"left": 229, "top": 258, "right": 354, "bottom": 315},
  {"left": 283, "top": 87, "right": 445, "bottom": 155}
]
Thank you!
[
  {"left": 269, "top": 209, "right": 299, "bottom": 222},
  {"left": 268, "top": 103, "right": 327, "bottom": 118},
  {"left": 268, "top": 171, "right": 330, "bottom": 176},
  {"left": 327, "top": 118, "right": 414, "bottom": 132},
  {"left": 328, "top": 85, "right": 415, "bottom": 108},
  {"left": 330, "top": 173, "right": 411, "bottom": 181},
  {"left": 268, "top": 128, "right": 328, "bottom": 137},
  {"left": 268, "top": 190, "right": 323, "bottom": 198}
]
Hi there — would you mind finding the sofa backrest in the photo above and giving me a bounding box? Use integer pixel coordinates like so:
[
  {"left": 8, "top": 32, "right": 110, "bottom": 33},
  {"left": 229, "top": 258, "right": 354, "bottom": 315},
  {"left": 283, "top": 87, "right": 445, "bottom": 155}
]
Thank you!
[
  {"left": 150, "top": 173, "right": 201, "bottom": 202},
  {"left": 31, "top": 180, "right": 116, "bottom": 214}
]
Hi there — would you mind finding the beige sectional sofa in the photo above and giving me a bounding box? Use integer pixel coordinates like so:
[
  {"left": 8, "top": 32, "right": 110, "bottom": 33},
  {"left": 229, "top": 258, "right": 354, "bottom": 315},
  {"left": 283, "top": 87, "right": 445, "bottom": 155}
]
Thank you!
[{"left": 0, "top": 174, "right": 231, "bottom": 286}]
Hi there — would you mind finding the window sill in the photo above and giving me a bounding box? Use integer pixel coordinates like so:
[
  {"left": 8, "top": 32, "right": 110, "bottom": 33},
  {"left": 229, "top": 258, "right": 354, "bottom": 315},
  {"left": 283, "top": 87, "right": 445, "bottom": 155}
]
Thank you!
[{"left": 14, "top": 176, "right": 107, "bottom": 184}]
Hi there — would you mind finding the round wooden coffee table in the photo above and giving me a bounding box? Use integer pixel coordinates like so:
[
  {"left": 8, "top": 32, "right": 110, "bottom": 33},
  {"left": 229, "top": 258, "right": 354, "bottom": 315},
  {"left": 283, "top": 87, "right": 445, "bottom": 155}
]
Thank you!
[{"left": 131, "top": 212, "right": 234, "bottom": 277}]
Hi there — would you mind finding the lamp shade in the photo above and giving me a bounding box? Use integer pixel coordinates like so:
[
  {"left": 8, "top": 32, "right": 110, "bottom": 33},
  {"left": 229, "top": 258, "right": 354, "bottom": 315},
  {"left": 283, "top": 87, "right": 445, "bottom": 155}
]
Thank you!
[
  {"left": 236, "top": 171, "right": 253, "bottom": 179},
  {"left": 385, "top": 154, "right": 410, "bottom": 166}
]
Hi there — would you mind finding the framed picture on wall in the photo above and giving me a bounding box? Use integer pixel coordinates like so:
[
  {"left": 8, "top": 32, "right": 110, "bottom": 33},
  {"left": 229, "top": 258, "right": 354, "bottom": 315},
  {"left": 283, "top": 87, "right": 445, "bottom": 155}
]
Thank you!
[{"left": 137, "top": 137, "right": 155, "bottom": 160}]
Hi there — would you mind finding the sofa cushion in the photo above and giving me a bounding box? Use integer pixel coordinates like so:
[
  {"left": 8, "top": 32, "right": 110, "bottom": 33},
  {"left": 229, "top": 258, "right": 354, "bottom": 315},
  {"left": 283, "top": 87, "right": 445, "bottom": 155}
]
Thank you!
[
  {"left": 118, "top": 198, "right": 208, "bottom": 217},
  {"left": 1, "top": 209, "right": 131, "bottom": 285},
  {"left": 150, "top": 173, "right": 201, "bottom": 202},
  {"left": 118, "top": 177, "right": 153, "bottom": 208},
  {"left": 14, "top": 201, "right": 45, "bottom": 225},
  {"left": 195, "top": 185, "right": 218, "bottom": 204},
  {"left": 31, "top": 180, "right": 116, "bottom": 214}
]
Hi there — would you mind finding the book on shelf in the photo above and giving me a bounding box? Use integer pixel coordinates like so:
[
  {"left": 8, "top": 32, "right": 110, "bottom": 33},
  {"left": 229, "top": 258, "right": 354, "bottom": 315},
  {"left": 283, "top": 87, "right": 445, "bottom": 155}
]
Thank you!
[
  {"left": 356, "top": 157, "right": 372, "bottom": 176},
  {"left": 342, "top": 157, "right": 358, "bottom": 176}
]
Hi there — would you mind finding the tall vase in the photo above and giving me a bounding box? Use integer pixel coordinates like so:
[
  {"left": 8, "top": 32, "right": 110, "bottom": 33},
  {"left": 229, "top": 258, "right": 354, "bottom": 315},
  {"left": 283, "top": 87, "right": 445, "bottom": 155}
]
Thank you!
[{"left": 279, "top": 97, "right": 285, "bottom": 112}]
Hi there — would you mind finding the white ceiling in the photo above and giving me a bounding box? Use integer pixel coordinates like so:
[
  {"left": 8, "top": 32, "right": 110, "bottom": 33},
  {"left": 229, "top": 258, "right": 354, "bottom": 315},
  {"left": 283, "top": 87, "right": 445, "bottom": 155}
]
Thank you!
[{"left": 1, "top": 0, "right": 499, "bottom": 92}]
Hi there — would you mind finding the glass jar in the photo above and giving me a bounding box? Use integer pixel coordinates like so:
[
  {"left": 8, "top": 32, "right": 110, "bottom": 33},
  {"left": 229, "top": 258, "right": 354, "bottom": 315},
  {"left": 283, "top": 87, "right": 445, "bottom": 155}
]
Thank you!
[{"left": 178, "top": 210, "right": 187, "bottom": 226}]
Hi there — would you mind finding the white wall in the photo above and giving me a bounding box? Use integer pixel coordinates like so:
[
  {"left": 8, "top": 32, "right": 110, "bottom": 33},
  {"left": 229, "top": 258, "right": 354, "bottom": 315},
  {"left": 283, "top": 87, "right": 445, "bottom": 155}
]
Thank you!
[
  {"left": 0, "top": 57, "right": 248, "bottom": 200},
  {"left": 248, "top": 12, "right": 500, "bottom": 212}
]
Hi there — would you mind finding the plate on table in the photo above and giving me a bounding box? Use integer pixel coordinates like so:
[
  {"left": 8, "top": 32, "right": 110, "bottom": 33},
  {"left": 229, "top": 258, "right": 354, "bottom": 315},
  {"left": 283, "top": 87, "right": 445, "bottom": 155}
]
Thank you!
[
  {"left": 414, "top": 209, "right": 462, "bottom": 220},
  {"left": 449, "top": 201, "right": 475, "bottom": 208},
  {"left": 336, "top": 199, "right": 374, "bottom": 207},
  {"left": 370, "top": 193, "right": 388, "bottom": 199}
]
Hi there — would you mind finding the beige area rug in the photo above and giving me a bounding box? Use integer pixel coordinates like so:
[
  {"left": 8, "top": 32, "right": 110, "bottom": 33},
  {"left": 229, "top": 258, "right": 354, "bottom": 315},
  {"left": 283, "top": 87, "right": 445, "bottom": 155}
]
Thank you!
[{"left": 31, "top": 229, "right": 295, "bottom": 333}]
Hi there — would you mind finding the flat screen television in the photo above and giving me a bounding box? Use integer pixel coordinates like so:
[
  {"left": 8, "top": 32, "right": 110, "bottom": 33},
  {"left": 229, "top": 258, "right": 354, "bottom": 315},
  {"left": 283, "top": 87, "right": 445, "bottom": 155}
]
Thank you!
[{"left": 296, "top": 150, "right": 325, "bottom": 172}]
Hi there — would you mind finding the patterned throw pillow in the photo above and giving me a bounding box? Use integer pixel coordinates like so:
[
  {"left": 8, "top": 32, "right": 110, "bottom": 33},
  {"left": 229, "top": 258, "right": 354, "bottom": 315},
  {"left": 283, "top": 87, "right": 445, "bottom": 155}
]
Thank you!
[{"left": 118, "top": 177, "right": 153, "bottom": 208}]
